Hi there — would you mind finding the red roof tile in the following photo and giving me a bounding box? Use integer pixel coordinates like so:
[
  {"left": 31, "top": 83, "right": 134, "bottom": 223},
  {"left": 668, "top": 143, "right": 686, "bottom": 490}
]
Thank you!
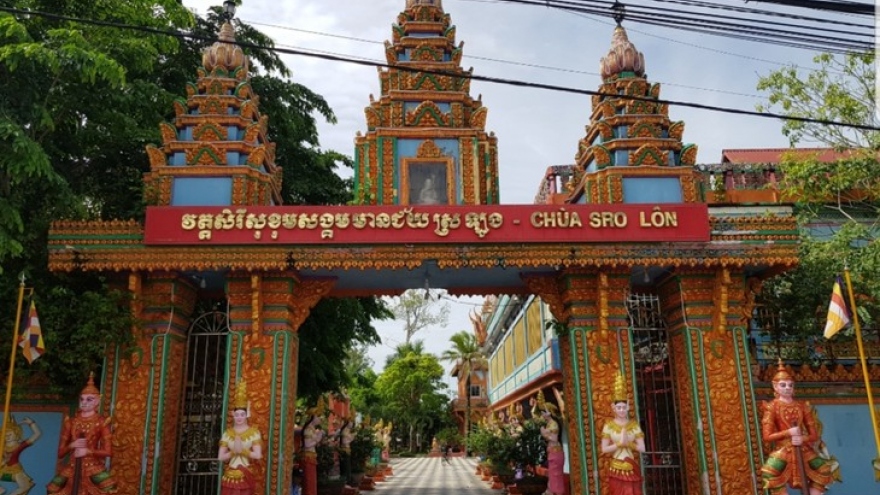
[{"left": 721, "top": 148, "right": 857, "bottom": 164}]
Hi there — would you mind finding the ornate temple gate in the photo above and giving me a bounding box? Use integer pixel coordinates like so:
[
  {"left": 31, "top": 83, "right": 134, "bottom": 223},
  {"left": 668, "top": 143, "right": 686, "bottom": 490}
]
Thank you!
[
  {"left": 174, "top": 303, "right": 230, "bottom": 495},
  {"left": 45, "top": 2, "right": 798, "bottom": 495}
]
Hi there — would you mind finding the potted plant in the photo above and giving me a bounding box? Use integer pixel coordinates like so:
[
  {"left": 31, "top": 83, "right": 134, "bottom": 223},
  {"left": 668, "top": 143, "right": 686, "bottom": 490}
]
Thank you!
[
  {"left": 348, "top": 425, "right": 378, "bottom": 485},
  {"left": 512, "top": 419, "right": 549, "bottom": 495},
  {"left": 486, "top": 432, "right": 518, "bottom": 484},
  {"left": 316, "top": 441, "right": 346, "bottom": 495}
]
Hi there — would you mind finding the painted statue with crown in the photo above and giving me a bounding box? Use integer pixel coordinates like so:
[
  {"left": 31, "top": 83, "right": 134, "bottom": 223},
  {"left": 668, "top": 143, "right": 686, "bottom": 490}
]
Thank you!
[
  {"left": 300, "top": 397, "right": 326, "bottom": 495},
  {"left": 47, "top": 372, "right": 117, "bottom": 495},
  {"left": 760, "top": 361, "right": 836, "bottom": 495},
  {"left": 218, "top": 380, "right": 262, "bottom": 495},
  {"left": 534, "top": 390, "right": 565, "bottom": 495},
  {"left": 600, "top": 372, "right": 646, "bottom": 495},
  {"left": 0, "top": 414, "right": 41, "bottom": 495}
]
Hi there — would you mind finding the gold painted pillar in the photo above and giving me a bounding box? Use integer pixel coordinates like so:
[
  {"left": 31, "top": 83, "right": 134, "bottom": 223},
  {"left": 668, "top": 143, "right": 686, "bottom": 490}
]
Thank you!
[
  {"left": 227, "top": 272, "right": 335, "bottom": 495},
  {"left": 659, "top": 270, "right": 763, "bottom": 495},
  {"left": 525, "top": 269, "right": 633, "bottom": 495},
  {"left": 105, "top": 272, "right": 197, "bottom": 495}
]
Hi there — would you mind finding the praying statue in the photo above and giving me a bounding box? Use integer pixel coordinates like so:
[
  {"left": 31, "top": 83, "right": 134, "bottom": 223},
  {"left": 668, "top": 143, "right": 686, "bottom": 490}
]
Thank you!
[
  {"left": 600, "top": 372, "right": 645, "bottom": 495},
  {"left": 218, "top": 380, "right": 262, "bottom": 495}
]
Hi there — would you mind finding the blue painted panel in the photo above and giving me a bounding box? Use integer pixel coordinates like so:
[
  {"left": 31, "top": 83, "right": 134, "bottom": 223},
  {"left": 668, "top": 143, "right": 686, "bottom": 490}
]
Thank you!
[
  {"left": 172, "top": 152, "right": 185, "bottom": 166},
  {"left": 400, "top": 50, "right": 410, "bottom": 62},
  {"left": 171, "top": 177, "right": 233, "bottom": 206},
  {"left": 1, "top": 411, "right": 66, "bottom": 495},
  {"left": 551, "top": 338, "right": 561, "bottom": 370},
  {"left": 227, "top": 126, "right": 237, "bottom": 140},
  {"left": 622, "top": 177, "right": 682, "bottom": 203},
  {"left": 814, "top": 404, "right": 879, "bottom": 494},
  {"left": 407, "top": 32, "right": 436, "bottom": 38},
  {"left": 614, "top": 149, "right": 628, "bottom": 165},
  {"left": 403, "top": 101, "right": 451, "bottom": 113}
]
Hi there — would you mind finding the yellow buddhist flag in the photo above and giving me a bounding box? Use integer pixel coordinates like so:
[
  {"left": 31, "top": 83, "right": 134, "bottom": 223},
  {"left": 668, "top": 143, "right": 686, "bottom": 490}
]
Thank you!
[{"left": 823, "top": 276, "right": 850, "bottom": 339}]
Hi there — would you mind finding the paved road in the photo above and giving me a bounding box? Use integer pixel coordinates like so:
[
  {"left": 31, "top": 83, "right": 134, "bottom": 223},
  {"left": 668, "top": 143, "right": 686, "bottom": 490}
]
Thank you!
[{"left": 373, "top": 457, "right": 497, "bottom": 495}]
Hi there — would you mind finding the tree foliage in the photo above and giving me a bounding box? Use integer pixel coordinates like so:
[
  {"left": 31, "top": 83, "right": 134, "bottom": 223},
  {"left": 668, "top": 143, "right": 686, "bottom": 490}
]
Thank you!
[
  {"left": 757, "top": 51, "right": 880, "bottom": 345},
  {"left": 0, "top": 2, "right": 389, "bottom": 396},
  {"left": 374, "top": 348, "right": 449, "bottom": 452},
  {"left": 440, "top": 331, "right": 486, "bottom": 452},
  {"left": 756, "top": 51, "right": 877, "bottom": 149},
  {"left": 389, "top": 289, "right": 450, "bottom": 344},
  {"left": 0, "top": 0, "right": 193, "bottom": 392}
]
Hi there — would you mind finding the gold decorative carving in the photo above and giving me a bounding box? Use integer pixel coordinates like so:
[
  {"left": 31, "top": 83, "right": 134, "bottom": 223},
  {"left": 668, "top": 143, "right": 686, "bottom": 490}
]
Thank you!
[
  {"left": 713, "top": 268, "right": 731, "bottom": 332},
  {"left": 417, "top": 140, "right": 445, "bottom": 158},
  {"left": 146, "top": 145, "right": 167, "bottom": 169},
  {"left": 193, "top": 123, "right": 224, "bottom": 142},
  {"left": 681, "top": 145, "right": 698, "bottom": 166},
  {"left": 471, "top": 106, "right": 487, "bottom": 130},
  {"left": 159, "top": 122, "right": 177, "bottom": 144}
]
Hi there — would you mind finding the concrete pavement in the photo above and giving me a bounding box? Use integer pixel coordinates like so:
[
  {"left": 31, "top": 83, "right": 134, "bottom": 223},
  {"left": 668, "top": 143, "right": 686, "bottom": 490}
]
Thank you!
[{"left": 372, "top": 456, "right": 498, "bottom": 495}]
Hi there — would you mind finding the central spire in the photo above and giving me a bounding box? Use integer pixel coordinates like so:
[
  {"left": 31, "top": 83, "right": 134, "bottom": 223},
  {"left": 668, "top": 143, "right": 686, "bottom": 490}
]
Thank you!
[
  {"left": 353, "top": 2, "right": 499, "bottom": 206},
  {"left": 406, "top": 0, "right": 443, "bottom": 10}
]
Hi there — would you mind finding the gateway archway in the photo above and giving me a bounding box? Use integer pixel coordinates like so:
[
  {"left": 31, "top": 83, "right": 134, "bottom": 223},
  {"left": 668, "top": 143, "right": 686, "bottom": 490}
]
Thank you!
[{"left": 47, "top": 3, "right": 797, "bottom": 495}]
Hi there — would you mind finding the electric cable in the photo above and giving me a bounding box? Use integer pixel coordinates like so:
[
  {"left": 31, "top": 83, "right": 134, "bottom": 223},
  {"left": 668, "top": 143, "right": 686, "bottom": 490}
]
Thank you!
[
  {"left": 491, "top": 0, "right": 872, "bottom": 52},
  {"left": 2, "top": 6, "right": 878, "bottom": 133}
]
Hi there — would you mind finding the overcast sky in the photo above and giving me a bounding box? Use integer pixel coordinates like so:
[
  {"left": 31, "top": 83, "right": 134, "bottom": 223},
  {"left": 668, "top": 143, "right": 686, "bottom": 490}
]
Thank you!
[{"left": 183, "top": 0, "right": 837, "bottom": 383}]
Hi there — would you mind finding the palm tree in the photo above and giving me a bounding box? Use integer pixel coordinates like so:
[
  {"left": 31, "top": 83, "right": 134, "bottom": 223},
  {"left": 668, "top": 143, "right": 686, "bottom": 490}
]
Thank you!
[
  {"left": 385, "top": 340, "right": 426, "bottom": 367},
  {"left": 441, "top": 331, "right": 486, "bottom": 455}
]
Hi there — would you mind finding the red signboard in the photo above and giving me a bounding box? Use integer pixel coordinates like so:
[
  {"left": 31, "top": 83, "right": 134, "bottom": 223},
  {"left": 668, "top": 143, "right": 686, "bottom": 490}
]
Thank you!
[{"left": 143, "top": 204, "right": 710, "bottom": 245}]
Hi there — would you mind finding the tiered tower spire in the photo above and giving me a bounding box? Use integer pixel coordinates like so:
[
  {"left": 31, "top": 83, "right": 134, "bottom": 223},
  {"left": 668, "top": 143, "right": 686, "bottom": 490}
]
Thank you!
[
  {"left": 354, "top": 1, "right": 499, "bottom": 205},
  {"left": 571, "top": 26, "right": 698, "bottom": 204},
  {"left": 143, "top": 22, "right": 281, "bottom": 206}
]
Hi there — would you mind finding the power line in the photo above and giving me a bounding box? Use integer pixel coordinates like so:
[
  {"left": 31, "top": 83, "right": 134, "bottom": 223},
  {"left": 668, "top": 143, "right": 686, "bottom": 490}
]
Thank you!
[
  {"left": 2, "top": 6, "right": 878, "bottom": 133},
  {"left": 744, "top": 0, "right": 873, "bottom": 15},
  {"left": 249, "top": 19, "right": 766, "bottom": 100},
  {"left": 492, "top": 0, "right": 872, "bottom": 52},
  {"left": 456, "top": 0, "right": 851, "bottom": 75}
]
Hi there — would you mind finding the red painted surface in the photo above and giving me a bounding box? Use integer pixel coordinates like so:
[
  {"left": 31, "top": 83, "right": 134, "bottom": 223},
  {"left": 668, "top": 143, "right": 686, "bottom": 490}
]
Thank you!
[{"left": 144, "top": 204, "right": 710, "bottom": 245}]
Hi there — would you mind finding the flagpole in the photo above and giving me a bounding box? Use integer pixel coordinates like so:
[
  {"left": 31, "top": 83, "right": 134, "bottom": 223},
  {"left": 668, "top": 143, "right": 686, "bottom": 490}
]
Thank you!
[
  {"left": 0, "top": 275, "right": 26, "bottom": 448},
  {"left": 842, "top": 267, "right": 880, "bottom": 467}
]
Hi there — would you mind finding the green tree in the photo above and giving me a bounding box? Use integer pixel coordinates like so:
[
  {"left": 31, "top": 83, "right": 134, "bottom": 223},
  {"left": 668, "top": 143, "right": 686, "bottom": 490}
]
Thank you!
[
  {"left": 390, "top": 289, "right": 450, "bottom": 344},
  {"left": 441, "top": 330, "right": 486, "bottom": 455},
  {"left": 0, "top": 0, "right": 193, "bottom": 392},
  {"left": 384, "top": 340, "right": 426, "bottom": 368},
  {"left": 0, "top": 2, "right": 390, "bottom": 396},
  {"left": 756, "top": 52, "right": 877, "bottom": 149},
  {"left": 757, "top": 51, "right": 879, "bottom": 344},
  {"left": 374, "top": 349, "right": 448, "bottom": 452}
]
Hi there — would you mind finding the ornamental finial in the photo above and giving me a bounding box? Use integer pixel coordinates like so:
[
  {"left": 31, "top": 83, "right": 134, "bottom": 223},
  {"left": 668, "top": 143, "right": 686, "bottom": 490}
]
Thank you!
[
  {"left": 406, "top": 0, "right": 443, "bottom": 10},
  {"left": 202, "top": 21, "right": 250, "bottom": 74},
  {"left": 599, "top": 25, "right": 645, "bottom": 81}
]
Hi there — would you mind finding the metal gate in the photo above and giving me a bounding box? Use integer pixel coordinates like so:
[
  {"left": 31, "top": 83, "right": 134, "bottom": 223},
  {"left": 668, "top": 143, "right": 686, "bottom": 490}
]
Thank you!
[
  {"left": 625, "top": 291, "right": 686, "bottom": 495},
  {"left": 174, "top": 302, "right": 230, "bottom": 495}
]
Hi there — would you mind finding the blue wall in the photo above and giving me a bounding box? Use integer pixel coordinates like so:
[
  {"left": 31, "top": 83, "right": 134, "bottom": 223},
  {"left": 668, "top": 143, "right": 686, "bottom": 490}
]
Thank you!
[
  {"left": 1, "top": 411, "right": 66, "bottom": 495},
  {"left": 815, "top": 403, "right": 878, "bottom": 493},
  {"left": 171, "top": 177, "right": 233, "bottom": 205},
  {"left": 622, "top": 177, "right": 682, "bottom": 203}
]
